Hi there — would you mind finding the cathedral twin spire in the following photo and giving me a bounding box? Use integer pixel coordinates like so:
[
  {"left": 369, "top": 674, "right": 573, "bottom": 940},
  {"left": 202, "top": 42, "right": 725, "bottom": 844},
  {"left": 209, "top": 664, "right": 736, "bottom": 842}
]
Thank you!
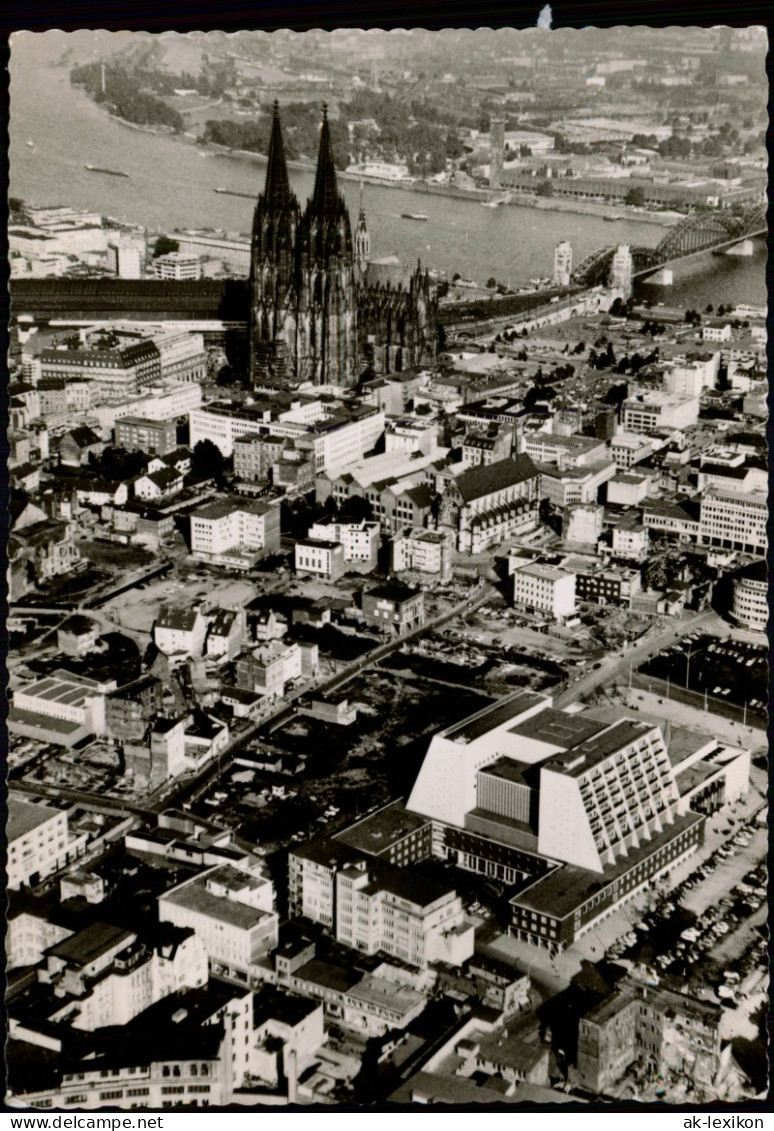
[{"left": 263, "top": 100, "right": 294, "bottom": 213}]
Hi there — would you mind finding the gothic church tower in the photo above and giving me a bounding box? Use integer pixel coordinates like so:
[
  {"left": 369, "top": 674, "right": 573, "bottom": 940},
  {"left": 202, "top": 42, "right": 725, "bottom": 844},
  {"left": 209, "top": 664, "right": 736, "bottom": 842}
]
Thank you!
[
  {"left": 249, "top": 102, "right": 300, "bottom": 382},
  {"left": 294, "top": 105, "right": 358, "bottom": 387}
]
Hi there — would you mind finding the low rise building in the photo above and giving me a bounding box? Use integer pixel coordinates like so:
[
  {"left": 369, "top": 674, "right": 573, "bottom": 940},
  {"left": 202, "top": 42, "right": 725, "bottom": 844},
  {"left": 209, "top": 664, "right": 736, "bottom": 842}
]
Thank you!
[
  {"left": 134, "top": 466, "right": 184, "bottom": 502},
  {"left": 537, "top": 461, "right": 617, "bottom": 508},
  {"left": 295, "top": 538, "right": 346, "bottom": 581},
  {"left": 9, "top": 668, "right": 116, "bottom": 747},
  {"left": 307, "top": 517, "right": 380, "bottom": 571},
  {"left": 622, "top": 391, "right": 699, "bottom": 434},
  {"left": 59, "top": 426, "right": 103, "bottom": 467},
  {"left": 153, "top": 605, "right": 209, "bottom": 658},
  {"left": 570, "top": 559, "right": 642, "bottom": 607},
  {"left": 606, "top": 472, "right": 651, "bottom": 507},
  {"left": 611, "top": 519, "right": 649, "bottom": 563},
  {"left": 236, "top": 640, "right": 319, "bottom": 699},
  {"left": 205, "top": 608, "right": 244, "bottom": 661},
  {"left": 152, "top": 252, "right": 202, "bottom": 281},
  {"left": 362, "top": 583, "right": 425, "bottom": 636},
  {"left": 610, "top": 433, "right": 654, "bottom": 471},
  {"left": 57, "top": 614, "right": 98, "bottom": 657},
  {"left": 115, "top": 416, "right": 179, "bottom": 456},
  {"left": 105, "top": 676, "right": 164, "bottom": 743}
]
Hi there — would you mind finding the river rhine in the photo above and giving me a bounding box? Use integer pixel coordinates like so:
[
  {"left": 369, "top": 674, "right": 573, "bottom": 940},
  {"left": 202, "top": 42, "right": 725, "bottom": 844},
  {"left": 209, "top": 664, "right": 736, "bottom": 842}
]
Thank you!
[{"left": 9, "top": 33, "right": 766, "bottom": 310}]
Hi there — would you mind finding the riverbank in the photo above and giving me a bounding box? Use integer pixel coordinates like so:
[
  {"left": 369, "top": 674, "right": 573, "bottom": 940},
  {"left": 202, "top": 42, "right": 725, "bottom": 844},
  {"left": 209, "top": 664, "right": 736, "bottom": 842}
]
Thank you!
[{"left": 89, "top": 96, "right": 682, "bottom": 228}]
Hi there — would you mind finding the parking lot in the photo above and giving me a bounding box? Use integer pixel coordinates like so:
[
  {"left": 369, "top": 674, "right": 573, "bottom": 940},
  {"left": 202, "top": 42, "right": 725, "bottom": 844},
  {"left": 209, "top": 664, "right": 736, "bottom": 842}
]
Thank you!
[{"left": 639, "top": 634, "right": 767, "bottom": 718}]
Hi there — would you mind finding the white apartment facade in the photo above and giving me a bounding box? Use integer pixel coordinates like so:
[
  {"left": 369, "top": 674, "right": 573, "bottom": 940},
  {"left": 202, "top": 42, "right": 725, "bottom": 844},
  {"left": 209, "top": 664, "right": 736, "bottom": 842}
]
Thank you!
[
  {"left": 7, "top": 799, "right": 72, "bottom": 889},
  {"left": 699, "top": 488, "right": 766, "bottom": 555},
  {"left": 159, "top": 866, "right": 279, "bottom": 981},
  {"left": 622, "top": 392, "right": 699, "bottom": 434},
  {"left": 511, "top": 562, "right": 577, "bottom": 621},
  {"left": 190, "top": 499, "right": 281, "bottom": 565}
]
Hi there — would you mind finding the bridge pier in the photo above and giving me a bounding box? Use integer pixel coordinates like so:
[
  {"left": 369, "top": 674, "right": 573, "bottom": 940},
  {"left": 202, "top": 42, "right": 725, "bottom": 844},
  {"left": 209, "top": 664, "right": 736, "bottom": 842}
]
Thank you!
[
  {"left": 722, "top": 239, "right": 754, "bottom": 257},
  {"left": 649, "top": 267, "right": 673, "bottom": 286}
]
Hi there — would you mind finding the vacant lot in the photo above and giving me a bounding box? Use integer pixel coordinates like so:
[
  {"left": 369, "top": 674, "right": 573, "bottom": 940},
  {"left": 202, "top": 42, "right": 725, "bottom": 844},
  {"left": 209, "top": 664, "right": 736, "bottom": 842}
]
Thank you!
[{"left": 194, "top": 672, "right": 491, "bottom": 850}]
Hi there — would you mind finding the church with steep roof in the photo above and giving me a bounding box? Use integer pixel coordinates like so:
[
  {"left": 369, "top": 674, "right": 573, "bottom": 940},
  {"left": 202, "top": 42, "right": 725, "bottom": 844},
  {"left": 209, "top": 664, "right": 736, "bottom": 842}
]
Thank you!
[{"left": 250, "top": 103, "right": 437, "bottom": 388}]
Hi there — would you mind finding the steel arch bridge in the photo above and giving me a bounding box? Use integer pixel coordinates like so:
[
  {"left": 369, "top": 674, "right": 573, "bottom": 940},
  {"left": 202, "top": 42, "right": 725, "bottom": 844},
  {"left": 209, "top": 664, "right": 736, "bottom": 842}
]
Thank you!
[{"left": 572, "top": 203, "right": 767, "bottom": 286}]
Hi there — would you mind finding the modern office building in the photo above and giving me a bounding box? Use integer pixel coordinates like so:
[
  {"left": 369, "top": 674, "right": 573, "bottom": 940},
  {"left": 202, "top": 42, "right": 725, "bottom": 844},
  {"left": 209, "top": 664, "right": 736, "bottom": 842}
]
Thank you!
[
  {"left": 510, "top": 561, "right": 577, "bottom": 621},
  {"left": 405, "top": 692, "right": 721, "bottom": 954},
  {"left": 115, "top": 416, "right": 178, "bottom": 456},
  {"left": 7, "top": 799, "right": 72, "bottom": 889},
  {"left": 190, "top": 498, "right": 281, "bottom": 568},
  {"left": 153, "top": 252, "right": 202, "bottom": 281},
  {"left": 730, "top": 558, "right": 767, "bottom": 632},
  {"left": 698, "top": 488, "right": 766, "bottom": 555}
]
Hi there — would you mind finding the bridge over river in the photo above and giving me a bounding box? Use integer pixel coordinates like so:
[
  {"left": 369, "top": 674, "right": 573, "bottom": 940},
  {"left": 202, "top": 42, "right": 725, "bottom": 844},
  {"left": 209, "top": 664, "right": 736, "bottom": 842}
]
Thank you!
[{"left": 572, "top": 203, "right": 767, "bottom": 287}]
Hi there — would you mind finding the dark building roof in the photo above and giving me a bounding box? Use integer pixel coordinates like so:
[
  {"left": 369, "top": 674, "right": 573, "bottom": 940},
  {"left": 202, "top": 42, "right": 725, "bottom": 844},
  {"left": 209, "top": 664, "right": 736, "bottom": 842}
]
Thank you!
[
  {"left": 46, "top": 922, "right": 134, "bottom": 967},
  {"left": 155, "top": 605, "right": 202, "bottom": 632},
  {"left": 403, "top": 483, "right": 435, "bottom": 509},
  {"left": 734, "top": 557, "right": 766, "bottom": 583},
  {"left": 59, "top": 614, "right": 95, "bottom": 637},
  {"left": 365, "top": 582, "right": 422, "bottom": 605},
  {"left": 62, "top": 425, "right": 101, "bottom": 449},
  {"left": 253, "top": 986, "right": 320, "bottom": 1029},
  {"left": 451, "top": 455, "right": 537, "bottom": 504}
]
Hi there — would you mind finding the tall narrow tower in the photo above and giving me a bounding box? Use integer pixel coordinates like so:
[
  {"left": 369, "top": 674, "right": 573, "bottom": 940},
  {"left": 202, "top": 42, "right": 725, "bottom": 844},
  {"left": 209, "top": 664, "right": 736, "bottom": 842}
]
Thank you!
[
  {"left": 249, "top": 101, "right": 300, "bottom": 384},
  {"left": 295, "top": 104, "right": 358, "bottom": 387},
  {"left": 354, "top": 182, "right": 371, "bottom": 274},
  {"left": 611, "top": 244, "right": 633, "bottom": 301},
  {"left": 554, "top": 241, "right": 573, "bottom": 287},
  {"left": 489, "top": 108, "right": 505, "bottom": 191}
]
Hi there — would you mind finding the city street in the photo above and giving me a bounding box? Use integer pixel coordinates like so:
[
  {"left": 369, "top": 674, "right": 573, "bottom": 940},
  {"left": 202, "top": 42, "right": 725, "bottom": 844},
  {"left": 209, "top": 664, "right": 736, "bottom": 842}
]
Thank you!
[{"left": 553, "top": 607, "right": 723, "bottom": 709}]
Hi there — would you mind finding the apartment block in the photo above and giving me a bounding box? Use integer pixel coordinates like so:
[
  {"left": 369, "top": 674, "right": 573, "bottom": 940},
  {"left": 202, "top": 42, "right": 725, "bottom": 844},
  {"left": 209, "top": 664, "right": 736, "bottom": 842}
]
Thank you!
[{"left": 190, "top": 498, "right": 281, "bottom": 569}]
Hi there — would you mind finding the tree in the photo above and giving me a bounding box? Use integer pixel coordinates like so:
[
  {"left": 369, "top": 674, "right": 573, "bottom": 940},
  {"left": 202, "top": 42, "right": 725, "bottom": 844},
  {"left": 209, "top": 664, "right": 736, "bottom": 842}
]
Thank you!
[
  {"left": 625, "top": 185, "right": 646, "bottom": 207},
  {"left": 705, "top": 303, "right": 714, "bottom": 314},
  {"left": 191, "top": 439, "right": 225, "bottom": 481},
  {"left": 536, "top": 180, "right": 554, "bottom": 197},
  {"left": 152, "top": 236, "right": 180, "bottom": 259},
  {"left": 486, "top": 277, "right": 497, "bottom": 289}
]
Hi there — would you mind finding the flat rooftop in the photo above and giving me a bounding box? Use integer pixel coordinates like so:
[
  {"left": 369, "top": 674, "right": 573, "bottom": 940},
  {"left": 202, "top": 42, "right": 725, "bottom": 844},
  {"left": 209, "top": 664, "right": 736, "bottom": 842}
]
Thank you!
[
  {"left": 510, "top": 811, "right": 704, "bottom": 921},
  {"left": 444, "top": 691, "right": 548, "bottom": 745},
  {"left": 160, "top": 873, "right": 273, "bottom": 930},
  {"left": 8, "top": 798, "right": 63, "bottom": 842},
  {"left": 663, "top": 725, "right": 712, "bottom": 767},
  {"left": 542, "top": 719, "right": 657, "bottom": 777},
  {"left": 349, "top": 973, "right": 425, "bottom": 1015},
  {"left": 478, "top": 757, "right": 536, "bottom": 788},
  {"left": 47, "top": 922, "right": 134, "bottom": 967},
  {"left": 508, "top": 708, "right": 607, "bottom": 750},
  {"left": 334, "top": 800, "right": 430, "bottom": 856}
]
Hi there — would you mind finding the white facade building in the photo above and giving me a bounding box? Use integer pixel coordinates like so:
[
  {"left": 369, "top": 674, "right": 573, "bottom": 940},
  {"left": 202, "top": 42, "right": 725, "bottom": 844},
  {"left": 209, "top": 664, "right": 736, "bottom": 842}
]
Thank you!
[
  {"left": 7, "top": 799, "right": 72, "bottom": 889},
  {"left": 511, "top": 562, "right": 577, "bottom": 621},
  {"left": 699, "top": 488, "right": 766, "bottom": 555}
]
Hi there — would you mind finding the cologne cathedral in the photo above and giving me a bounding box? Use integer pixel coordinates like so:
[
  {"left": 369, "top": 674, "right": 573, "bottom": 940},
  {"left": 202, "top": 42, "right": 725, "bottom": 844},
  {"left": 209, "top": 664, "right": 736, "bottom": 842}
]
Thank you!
[{"left": 250, "top": 103, "right": 437, "bottom": 388}]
